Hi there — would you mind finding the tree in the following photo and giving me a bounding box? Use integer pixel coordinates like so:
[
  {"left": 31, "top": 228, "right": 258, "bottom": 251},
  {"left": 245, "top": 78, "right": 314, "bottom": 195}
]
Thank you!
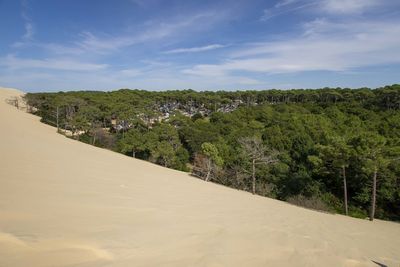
[
  {"left": 118, "top": 128, "right": 146, "bottom": 157},
  {"left": 89, "top": 121, "right": 103, "bottom": 145},
  {"left": 353, "top": 133, "right": 388, "bottom": 221},
  {"left": 153, "top": 123, "right": 181, "bottom": 149},
  {"left": 316, "top": 135, "right": 353, "bottom": 215},
  {"left": 70, "top": 114, "right": 90, "bottom": 140},
  {"left": 200, "top": 142, "right": 223, "bottom": 182},
  {"left": 115, "top": 105, "right": 138, "bottom": 139},
  {"left": 153, "top": 141, "right": 175, "bottom": 167},
  {"left": 239, "top": 137, "right": 279, "bottom": 194},
  {"left": 173, "top": 147, "right": 190, "bottom": 171},
  {"left": 53, "top": 95, "right": 67, "bottom": 133}
]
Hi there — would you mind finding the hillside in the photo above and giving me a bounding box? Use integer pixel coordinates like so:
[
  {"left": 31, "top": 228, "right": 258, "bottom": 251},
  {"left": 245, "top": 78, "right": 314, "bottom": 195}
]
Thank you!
[
  {"left": 24, "top": 86, "right": 400, "bottom": 220},
  {"left": 0, "top": 87, "right": 399, "bottom": 267}
]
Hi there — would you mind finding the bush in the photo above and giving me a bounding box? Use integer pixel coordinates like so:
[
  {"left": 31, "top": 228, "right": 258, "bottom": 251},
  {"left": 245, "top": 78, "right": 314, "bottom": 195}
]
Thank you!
[
  {"left": 287, "top": 194, "right": 332, "bottom": 213},
  {"left": 348, "top": 206, "right": 368, "bottom": 219},
  {"left": 321, "top": 192, "right": 343, "bottom": 213},
  {"left": 257, "top": 182, "right": 276, "bottom": 198}
]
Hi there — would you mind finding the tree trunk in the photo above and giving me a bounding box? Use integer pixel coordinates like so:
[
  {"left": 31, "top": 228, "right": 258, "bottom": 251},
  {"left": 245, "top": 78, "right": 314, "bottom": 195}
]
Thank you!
[
  {"left": 64, "top": 107, "right": 67, "bottom": 134},
  {"left": 369, "top": 167, "right": 377, "bottom": 221},
  {"left": 205, "top": 158, "right": 211, "bottom": 182},
  {"left": 252, "top": 159, "right": 256, "bottom": 194},
  {"left": 56, "top": 106, "right": 59, "bottom": 133},
  {"left": 132, "top": 150, "right": 135, "bottom": 158},
  {"left": 342, "top": 165, "right": 348, "bottom": 216}
]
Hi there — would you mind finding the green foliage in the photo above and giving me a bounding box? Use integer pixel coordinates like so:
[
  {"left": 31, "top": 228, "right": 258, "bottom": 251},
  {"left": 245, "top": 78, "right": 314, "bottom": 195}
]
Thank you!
[
  {"left": 174, "top": 147, "right": 190, "bottom": 171},
  {"left": 348, "top": 206, "right": 368, "bottom": 219},
  {"left": 118, "top": 128, "right": 147, "bottom": 156},
  {"left": 201, "top": 142, "right": 224, "bottom": 167},
  {"left": 153, "top": 141, "right": 175, "bottom": 167}
]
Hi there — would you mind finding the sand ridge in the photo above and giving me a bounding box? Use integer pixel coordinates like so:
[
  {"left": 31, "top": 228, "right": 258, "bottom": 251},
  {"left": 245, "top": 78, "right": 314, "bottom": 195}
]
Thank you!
[{"left": 0, "top": 87, "right": 399, "bottom": 267}]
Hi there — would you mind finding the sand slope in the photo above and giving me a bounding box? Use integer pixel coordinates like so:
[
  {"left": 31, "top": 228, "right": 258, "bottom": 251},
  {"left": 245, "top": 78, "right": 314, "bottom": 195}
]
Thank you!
[{"left": 0, "top": 87, "right": 399, "bottom": 267}]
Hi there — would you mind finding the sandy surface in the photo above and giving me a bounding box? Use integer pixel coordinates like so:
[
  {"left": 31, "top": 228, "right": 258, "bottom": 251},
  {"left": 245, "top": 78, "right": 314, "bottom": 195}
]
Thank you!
[{"left": 0, "top": 87, "right": 399, "bottom": 267}]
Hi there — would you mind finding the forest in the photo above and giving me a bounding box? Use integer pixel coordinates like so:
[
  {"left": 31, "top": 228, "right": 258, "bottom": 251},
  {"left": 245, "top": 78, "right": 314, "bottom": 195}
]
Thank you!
[{"left": 24, "top": 85, "right": 400, "bottom": 221}]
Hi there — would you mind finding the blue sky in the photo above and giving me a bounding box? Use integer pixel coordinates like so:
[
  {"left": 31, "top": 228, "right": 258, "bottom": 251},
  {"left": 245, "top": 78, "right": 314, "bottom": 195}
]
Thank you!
[{"left": 1, "top": 0, "right": 400, "bottom": 91}]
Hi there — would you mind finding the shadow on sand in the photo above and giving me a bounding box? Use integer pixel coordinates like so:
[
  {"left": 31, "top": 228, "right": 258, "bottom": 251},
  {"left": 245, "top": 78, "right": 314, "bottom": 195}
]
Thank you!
[{"left": 371, "top": 260, "right": 387, "bottom": 267}]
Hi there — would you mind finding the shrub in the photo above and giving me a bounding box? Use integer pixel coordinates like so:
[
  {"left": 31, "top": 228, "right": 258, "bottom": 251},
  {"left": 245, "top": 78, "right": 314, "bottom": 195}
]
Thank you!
[
  {"left": 348, "top": 206, "right": 368, "bottom": 219},
  {"left": 321, "top": 192, "right": 343, "bottom": 213},
  {"left": 287, "top": 194, "right": 332, "bottom": 213}
]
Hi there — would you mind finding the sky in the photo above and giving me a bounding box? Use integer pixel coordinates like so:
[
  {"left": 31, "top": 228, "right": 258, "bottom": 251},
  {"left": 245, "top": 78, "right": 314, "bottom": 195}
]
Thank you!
[{"left": 0, "top": 0, "right": 400, "bottom": 92}]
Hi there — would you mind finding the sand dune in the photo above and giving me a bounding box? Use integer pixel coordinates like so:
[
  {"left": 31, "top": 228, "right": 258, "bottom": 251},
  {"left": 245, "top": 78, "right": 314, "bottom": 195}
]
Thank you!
[{"left": 0, "top": 87, "right": 399, "bottom": 267}]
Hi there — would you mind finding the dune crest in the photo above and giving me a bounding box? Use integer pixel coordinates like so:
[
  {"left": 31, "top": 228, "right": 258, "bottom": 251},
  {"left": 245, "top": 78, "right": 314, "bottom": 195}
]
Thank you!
[{"left": 0, "top": 87, "right": 399, "bottom": 267}]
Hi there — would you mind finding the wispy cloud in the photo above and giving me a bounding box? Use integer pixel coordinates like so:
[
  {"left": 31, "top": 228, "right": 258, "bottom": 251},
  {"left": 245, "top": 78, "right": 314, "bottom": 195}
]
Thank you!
[
  {"left": 70, "top": 12, "right": 222, "bottom": 55},
  {"left": 275, "top": 0, "right": 299, "bottom": 8},
  {"left": 0, "top": 55, "right": 108, "bottom": 71},
  {"left": 261, "top": 1, "right": 315, "bottom": 21},
  {"left": 319, "top": 0, "right": 380, "bottom": 14},
  {"left": 163, "top": 44, "right": 226, "bottom": 54},
  {"left": 184, "top": 19, "right": 400, "bottom": 76},
  {"left": 261, "top": 0, "right": 383, "bottom": 21},
  {"left": 21, "top": 0, "right": 34, "bottom": 40},
  {"left": 3, "top": 0, "right": 399, "bottom": 91},
  {"left": 12, "top": 0, "right": 35, "bottom": 47},
  {"left": 22, "top": 22, "right": 34, "bottom": 40},
  {"left": 119, "top": 68, "right": 142, "bottom": 77},
  {"left": 40, "top": 43, "right": 86, "bottom": 55}
]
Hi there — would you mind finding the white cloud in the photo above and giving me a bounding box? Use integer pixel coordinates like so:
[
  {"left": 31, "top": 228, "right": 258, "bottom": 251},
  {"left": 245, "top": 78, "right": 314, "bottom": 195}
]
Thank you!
[
  {"left": 0, "top": 66, "right": 262, "bottom": 91},
  {"left": 182, "top": 64, "right": 227, "bottom": 77},
  {"left": 22, "top": 22, "right": 34, "bottom": 40},
  {"left": 2, "top": 7, "right": 240, "bottom": 90},
  {"left": 0, "top": 55, "right": 108, "bottom": 71},
  {"left": 261, "top": 1, "right": 315, "bottom": 21},
  {"left": 14, "top": 11, "right": 223, "bottom": 56},
  {"left": 184, "top": 19, "right": 400, "bottom": 76},
  {"left": 119, "top": 68, "right": 142, "bottom": 77},
  {"left": 262, "top": 0, "right": 383, "bottom": 21},
  {"left": 40, "top": 43, "right": 85, "bottom": 55},
  {"left": 275, "top": 0, "right": 299, "bottom": 8},
  {"left": 4, "top": 1, "right": 398, "bottom": 91},
  {"left": 21, "top": 0, "right": 34, "bottom": 40},
  {"left": 319, "top": 0, "right": 379, "bottom": 14},
  {"left": 12, "top": 0, "right": 35, "bottom": 47},
  {"left": 163, "top": 44, "right": 226, "bottom": 54},
  {"left": 234, "top": 77, "right": 262, "bottom": 85},
  {"left": 72, "top": 12, "right": 222, "bottom": 54}
]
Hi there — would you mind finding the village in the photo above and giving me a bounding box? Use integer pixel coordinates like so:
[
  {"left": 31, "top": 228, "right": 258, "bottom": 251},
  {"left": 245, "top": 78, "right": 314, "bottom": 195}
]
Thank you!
[{"left": 111, "top": 98, "right": 245, "bottom": 131}]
